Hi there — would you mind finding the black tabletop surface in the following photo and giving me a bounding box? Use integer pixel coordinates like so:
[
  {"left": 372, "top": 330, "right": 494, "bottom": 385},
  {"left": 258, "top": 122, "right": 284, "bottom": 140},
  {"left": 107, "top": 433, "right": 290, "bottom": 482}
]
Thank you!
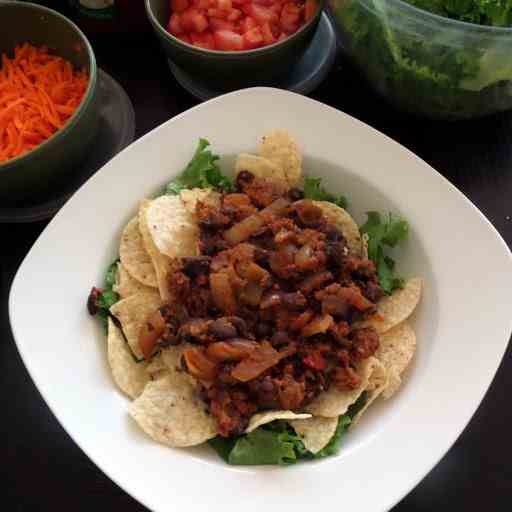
[{"left": 3, "top": 2, "right": 511, "bottom": 510}]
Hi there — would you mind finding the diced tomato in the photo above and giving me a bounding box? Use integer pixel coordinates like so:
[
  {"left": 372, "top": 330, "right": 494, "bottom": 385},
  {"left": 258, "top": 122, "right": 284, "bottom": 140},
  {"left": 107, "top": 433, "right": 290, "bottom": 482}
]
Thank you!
[
  {"left": 240, "top": 15, "right": 258, "bottom": 32},
  {"left": 226, "top": 8, "right": 242, "bottom": 20},
  {"left": 181, "top": 8, "right": 209, "bottom": 32},
  {"left": 280, "top": 2, "right": 301, "bottom": 33},
  {"left": 173, "top": 0, "right": 305, "bottom": 51},
  {"left": 208, "top": 7, "right": 227, "bottom": 17},
  {"left": 177, "top": 33, "right": 192, "bottom": 44},
  {"left": 193, "top": 0, "right": 211, "bottom": 9},
  {"left": 253, "top": 0, "right": 277, "bottom": 6},
  {"left": 190, "top": 30, "right": 216, "bottom": 49},
  {"left": 217, "top": 0, "right": 232, "bottom": 9},
  {"left": 167, "top": 12, "right": 184, "bottom": 35},
  {"left": 260, "top": 21, "right": 276, "bottom": 45},
  {"left": 243, "top": 26, "right": 263, "bottom": 49},
  {"left": 209, "top": 17, "right": 235, "bottom": 30},
  {"left": 304, "top": 0, "right": 317, "bottom": 21},
  {"left": 171, "top": 0, "right": 189, "bottom": 13},
  {"left": 243, "top": 3, "right": 279, "bottom": 24},
  {"left": 268, "top": 2, "right": 283, "bottom": 15},
  {"left": 213, "top": 29, "right": 245, "bottom": 50},
  {"left": 202, "top": 31, "right": 216, "bottom": 47}
]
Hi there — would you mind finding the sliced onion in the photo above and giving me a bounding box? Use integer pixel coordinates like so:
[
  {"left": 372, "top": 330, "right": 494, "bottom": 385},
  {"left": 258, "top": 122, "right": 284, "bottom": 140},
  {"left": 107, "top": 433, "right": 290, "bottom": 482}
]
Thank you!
[
  {"left": 210, "top": 272, "right": 237, "bottom": 314},
  {"left": 301, "top": 314, "right": 334, "bottom": 337},
  {"left": 223, "top": 198, "right": 290, "bottom": 245},
  {"left": 239, "top": 281, "right": 264, "bottom": 306},
  {"left": 183, "top": 347, "right": 218, "bottom": 381},
  {"left": 298, "top": 271, "right": 333, "bottom": 294},
  {"left": 231, "top": 341, "right": 282, "bottom": 382},
  {"left": 138, "top": 309, "right": 166, "bottom": 359},
  {"left": 223, "top": 214, "right": 264, "bottom": 245},
  {"left": 206, "top": 339, "right": 258, "bottom": 362},
  {"left": 260, "top": 197, "right": 291, "bottom": 219}
]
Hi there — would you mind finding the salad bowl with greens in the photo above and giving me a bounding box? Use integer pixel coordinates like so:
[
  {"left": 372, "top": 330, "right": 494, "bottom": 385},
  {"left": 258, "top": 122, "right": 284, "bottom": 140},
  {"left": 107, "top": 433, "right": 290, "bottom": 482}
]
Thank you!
[{"left": 329, "top": 0, "right": 512, "bottom": 118}]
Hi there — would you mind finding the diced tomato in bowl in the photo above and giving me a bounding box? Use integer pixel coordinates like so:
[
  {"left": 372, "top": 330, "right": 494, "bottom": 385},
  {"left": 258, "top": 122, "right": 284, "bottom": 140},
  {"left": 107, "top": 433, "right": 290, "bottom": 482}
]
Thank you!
[
  {"left": 164, "top": 0, "right": 319, "bottom": 51},
  {"left": 147, "top": 0, "right": 322, "bottom": 90}
]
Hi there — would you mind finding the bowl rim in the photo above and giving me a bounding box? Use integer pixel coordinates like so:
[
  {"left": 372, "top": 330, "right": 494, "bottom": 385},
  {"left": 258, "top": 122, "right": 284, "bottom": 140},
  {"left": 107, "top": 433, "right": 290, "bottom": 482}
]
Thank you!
[
  {"left": 0, "top": 0, "right": 98, "bottom": 172},
  {"left": 145, "top": 0, "right": 323, "bottom": 57},
  {"left": 360, "top": 0, "right": 512, "bottom": 35}
]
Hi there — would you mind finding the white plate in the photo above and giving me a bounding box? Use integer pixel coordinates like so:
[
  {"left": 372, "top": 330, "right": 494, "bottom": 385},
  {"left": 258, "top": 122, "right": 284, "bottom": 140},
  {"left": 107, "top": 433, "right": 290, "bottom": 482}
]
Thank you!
[{"left": 10, "top": 88, "right": 512, "bottom": 512}]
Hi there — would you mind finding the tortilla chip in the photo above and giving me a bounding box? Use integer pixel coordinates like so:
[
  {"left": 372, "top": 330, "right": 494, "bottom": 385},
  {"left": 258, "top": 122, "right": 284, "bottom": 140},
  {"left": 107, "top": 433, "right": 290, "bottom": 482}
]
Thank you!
[
  {"left": 107, "top": 318, "right": 149, "bottom": 399},
  {"left": 139, "top": 199, "right": 177, "bottom": 300},
  {"left": 376, "top": 321, "right": 416, "bottom": 399},
  {"left": 146, "top": 195, "right": 199, "bottom": 259},
  {"left": 289, "top": 416, "right": 338, "bottom": 454},
  {"left": 314, "top": 201, "right": 363, "bottom": 257},
  {"left": 145, "top": 352, "right": 168, "bottom": 379},
  {"left": 114, "top": 262, "right": 155, "bottom": 299},
  {"left": 129, "top": 373, "right": 217, "bottom": 447},
  {"left": 119, "top": 217, "right": 158, "bottom": 288},
  {"left": 364, "top": 277, "right": 422, "bottom": 334},
  {"left": 235, "top": 153, "right": 287, "bottom": 184},
  {"left": 259, "top": 129, "right": 302, "bottom": 185},
  {"left": 351, "top": 359, "right": 389, "bottom": 426},
  {"left": 245, "top": 411, "right": 311, "bottom": 433},
  {"left": 180, "top": 188, "right": 220, "bottom": 215},
  {"left": 109, "top": 291, "right": 162, "bottom": 360},
  {"left": 160, "top": 345, "right": 192, "bottom": 375},
  {"left": 303, "top": 357, "right": 378, "bottom": 417}
]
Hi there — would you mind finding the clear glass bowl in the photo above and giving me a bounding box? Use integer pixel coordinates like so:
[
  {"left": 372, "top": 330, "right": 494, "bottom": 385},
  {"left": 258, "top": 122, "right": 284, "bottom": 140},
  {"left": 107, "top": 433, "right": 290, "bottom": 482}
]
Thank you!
[{"left": 328, "top": 0, "right": 512, "bottom": 119}]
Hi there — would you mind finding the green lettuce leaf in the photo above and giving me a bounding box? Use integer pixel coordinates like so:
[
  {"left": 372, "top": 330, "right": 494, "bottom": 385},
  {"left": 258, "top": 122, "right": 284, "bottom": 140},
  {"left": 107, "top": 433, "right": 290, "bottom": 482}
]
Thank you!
[
  {"left": 303, "top": 176, "right": 348, "bottom": 209},
  {"left": 94, "top": 260, "right": 120, "bottom": 329},
  {"left": 208, "top": 394, "right": 368, "bottom": 465},
  {"left": 165, "top": 138, "right": 233, "bottom": 195},
  {"left": 360, "top": 212, "right": 408, "bottom": 294},
  {"left": 209, "top": 422, "right": 305, "bottom": 465}
]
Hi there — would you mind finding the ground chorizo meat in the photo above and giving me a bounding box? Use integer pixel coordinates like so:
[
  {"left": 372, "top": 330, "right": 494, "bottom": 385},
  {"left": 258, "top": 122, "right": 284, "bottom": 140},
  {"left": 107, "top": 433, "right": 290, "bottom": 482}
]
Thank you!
[{"left": 141, "top": 172, "right": 384, "bottom": 436}]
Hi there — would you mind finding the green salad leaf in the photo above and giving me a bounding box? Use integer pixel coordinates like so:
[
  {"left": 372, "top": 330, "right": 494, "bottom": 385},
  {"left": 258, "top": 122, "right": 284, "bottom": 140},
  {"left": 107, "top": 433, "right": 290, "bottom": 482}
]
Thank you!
[
  {"left": 165, "top": 138, "right": 233, "bottom": 195},
  {"left": 208, "top": 393, "right": 367, "bottom": 465},
  {"left": 360, "top": 212, "right": 408, "bottom": 294},
  {"left": 303, "top": 176, "right": 348, "bottom": 209},
  {"left": 94, "top": 260, "right": 120, "bottom": 329},
  {"left": 333, "top": 0, "right": 512, "bottom": 117},
  {"left": 311, "top": 415, "right": 352, "bottom": 459},
  {"left": 407, "top": 0, "right": 512, "bottom": 26},
  {"left": 209, "top": 422, "right": 306, "bottom": 465}
]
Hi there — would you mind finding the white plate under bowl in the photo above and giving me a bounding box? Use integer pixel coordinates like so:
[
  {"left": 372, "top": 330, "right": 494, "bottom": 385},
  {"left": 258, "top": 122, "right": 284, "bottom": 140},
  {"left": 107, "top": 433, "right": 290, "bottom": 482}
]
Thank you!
[{"left": 9, "top": 88, "right": 512, "bottom": 512}]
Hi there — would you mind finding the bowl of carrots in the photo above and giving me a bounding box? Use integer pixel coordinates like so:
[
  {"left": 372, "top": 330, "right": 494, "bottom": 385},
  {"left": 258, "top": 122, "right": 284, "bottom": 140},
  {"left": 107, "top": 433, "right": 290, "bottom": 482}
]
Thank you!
[
  {"left": 145, "top": 0, "right": 323, "bottom": 91},
  {"left": 0, "top": 1, "right": 99, "bottom": 203}
]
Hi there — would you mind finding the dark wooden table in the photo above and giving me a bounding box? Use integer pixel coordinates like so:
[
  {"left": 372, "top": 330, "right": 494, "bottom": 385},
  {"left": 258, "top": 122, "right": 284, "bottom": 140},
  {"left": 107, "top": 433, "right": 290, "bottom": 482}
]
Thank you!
[{"left": 3, "top": 3, "right": 511, "bottom": 510}]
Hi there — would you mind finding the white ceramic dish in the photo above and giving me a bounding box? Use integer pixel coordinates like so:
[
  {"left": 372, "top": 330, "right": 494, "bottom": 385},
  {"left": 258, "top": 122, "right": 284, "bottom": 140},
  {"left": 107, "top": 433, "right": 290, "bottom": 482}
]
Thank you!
[{"left": 9, "top": 88, "right": 512, "bottom": 512}]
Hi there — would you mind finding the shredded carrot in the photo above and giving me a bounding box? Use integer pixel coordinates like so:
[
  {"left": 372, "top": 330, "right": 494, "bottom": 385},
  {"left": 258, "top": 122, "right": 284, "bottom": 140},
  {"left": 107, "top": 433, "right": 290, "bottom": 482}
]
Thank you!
[{"left": 0, "top": 43, "right": 89, "bottom": 163}]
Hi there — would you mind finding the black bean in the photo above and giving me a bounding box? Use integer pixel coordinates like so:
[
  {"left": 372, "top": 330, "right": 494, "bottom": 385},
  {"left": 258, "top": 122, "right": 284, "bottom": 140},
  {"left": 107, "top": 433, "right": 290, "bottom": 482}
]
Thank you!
[{"left": 208, "top": 318, "right": 238, "bottom": 340}]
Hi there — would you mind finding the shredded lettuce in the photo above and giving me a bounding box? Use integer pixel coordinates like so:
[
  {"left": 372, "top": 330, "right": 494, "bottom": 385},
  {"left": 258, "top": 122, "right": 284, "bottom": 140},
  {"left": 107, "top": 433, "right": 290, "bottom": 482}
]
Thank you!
[
  {"left": 360, "top": 211, "right": 409, "bottom": 294},
  {"left": 303, "top": 176, "right": 348, "bottom": 209},
  {"left": 209, "top": 393, "right": 368, "bottom": 465},
  {"left": 165, "top": 138, "right": 233, "bottom": 195}
]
